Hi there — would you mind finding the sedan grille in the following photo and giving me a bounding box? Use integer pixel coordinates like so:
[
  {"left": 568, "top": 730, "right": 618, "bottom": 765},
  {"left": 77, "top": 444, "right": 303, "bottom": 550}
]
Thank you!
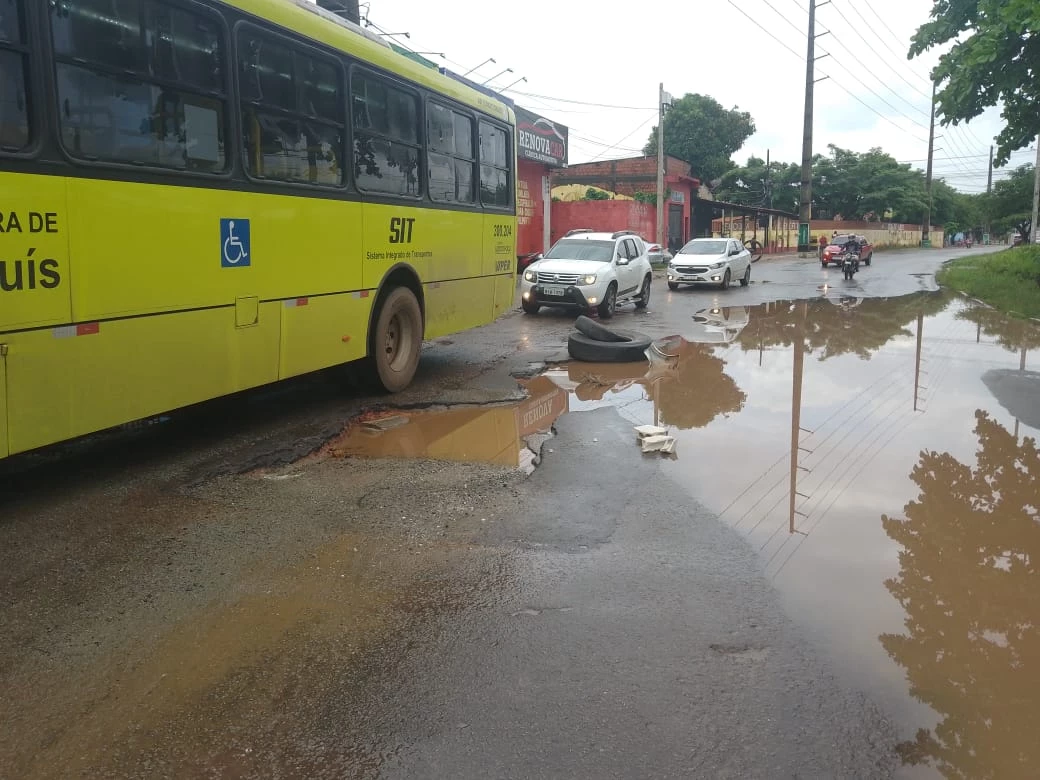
[
  {"left": 537, "top": 272, "right": 581, "bottom": 285},
  {"left": 675, "top": 266, "right": 709, "bottom": 274}
]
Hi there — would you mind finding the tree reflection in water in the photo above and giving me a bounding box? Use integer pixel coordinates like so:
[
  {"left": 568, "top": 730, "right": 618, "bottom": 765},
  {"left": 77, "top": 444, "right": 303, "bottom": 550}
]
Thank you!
[
  {"left": 881, "top": 411, "right": 1040, "bottom": 779},
  {"left": 566, "top": 339, "right": 746, "bottom": 430}
]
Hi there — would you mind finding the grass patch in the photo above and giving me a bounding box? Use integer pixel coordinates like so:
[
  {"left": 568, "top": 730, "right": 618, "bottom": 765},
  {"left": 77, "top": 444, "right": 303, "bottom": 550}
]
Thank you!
[{"left": 937, "top": 246, "right": 1040, "bottom": 318}]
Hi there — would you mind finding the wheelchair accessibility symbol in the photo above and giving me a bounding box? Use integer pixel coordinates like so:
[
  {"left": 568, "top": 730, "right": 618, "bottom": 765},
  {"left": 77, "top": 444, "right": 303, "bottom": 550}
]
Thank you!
[{"left": 220, "top": 218, "right": 251, "bottom": 267}]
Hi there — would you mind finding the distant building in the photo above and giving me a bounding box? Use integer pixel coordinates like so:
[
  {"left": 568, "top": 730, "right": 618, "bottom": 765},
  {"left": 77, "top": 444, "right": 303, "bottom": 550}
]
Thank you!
[{"left": 551, "top": 155, "right": 700, "bottom": 251}]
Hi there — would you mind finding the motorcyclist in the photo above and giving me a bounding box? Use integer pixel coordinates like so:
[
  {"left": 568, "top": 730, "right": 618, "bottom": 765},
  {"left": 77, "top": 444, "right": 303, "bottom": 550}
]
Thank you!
[
  {"left": 841, "top": 235, "right": 861, "bottom": 271},
  {"left": 843, "top": 235, "right": 862, "bottom": 258}
]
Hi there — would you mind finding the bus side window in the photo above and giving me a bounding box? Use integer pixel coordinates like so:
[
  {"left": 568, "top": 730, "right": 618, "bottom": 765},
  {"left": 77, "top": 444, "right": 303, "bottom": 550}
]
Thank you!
[
  {"left": 428, "top": 102, "right": 474, "bottom": 204},
  {"left": 238, "top": 29, "right": 344, "bottom": 187},
  {"left": 478, "top": 121, "right": 511, "bottom": 209},
  {"left": 50, "top": 0, "right": 228, "bottom": 172},
  {"left": 0, "top": 0, "right": 30, "bottom": 152},
  {"left": 351, "top": 71, "right": 421, "bottom": 198}
]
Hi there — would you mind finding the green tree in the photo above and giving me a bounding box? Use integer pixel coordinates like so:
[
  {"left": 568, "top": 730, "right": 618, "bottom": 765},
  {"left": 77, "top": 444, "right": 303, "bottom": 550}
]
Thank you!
[
  {"left": 881, "top": 412, "right": 1040, "bottom": 779},
  {"left": 811, "top": 146, "right": 928, "bottom": 222},
  {"left": 643, "top": 94, "right": 755, "bottom": 183},
  {"left": 715, "top": 156, "right": 801, "bottom": 212},
  {"left": 909, "top": 0, "right": 1040, "bottom": 167},
  {"left": 983, "top": 164, "right": 1035, "bottom": 238}
]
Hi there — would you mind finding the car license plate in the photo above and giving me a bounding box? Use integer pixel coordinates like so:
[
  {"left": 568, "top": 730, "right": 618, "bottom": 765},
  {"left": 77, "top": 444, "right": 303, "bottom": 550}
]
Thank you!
[{"left": 543, "top": 285, "right": 565, "bottom": 296}]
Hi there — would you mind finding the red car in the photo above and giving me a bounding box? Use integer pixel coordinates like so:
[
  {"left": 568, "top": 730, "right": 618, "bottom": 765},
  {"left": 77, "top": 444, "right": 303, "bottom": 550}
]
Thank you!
[{"left": 821, "top": 234, "right": 873, "bottom": 267}]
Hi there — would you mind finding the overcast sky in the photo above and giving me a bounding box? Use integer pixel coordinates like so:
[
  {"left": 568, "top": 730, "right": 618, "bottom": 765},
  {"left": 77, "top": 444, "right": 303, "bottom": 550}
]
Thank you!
[{"left": 362, "top": 0, "right": 1035, "bottom": 193}]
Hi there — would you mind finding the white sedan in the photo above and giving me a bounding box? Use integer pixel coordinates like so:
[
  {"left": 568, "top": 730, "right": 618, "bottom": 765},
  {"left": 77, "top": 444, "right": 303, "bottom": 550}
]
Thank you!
[{"left": 667, "top": 238, "right": 752, "bottom": 290}]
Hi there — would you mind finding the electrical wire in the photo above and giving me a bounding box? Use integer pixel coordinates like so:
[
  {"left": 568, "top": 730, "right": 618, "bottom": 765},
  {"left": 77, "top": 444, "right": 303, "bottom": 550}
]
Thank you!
[
  {"left": 502, "top": 90, "right": 656, "bottom": 111},
  {"left": 726, "top": 0, "right": 928, "bottom": 143},
  {"left": 586, "top": 113, "right": 659, "bottom": 162}
]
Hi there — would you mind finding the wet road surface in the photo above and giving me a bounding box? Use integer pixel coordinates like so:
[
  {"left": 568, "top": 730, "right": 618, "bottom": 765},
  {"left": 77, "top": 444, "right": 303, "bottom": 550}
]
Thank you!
[{"left": 3, "top": 245, "right": 1037, "bottom": 778}]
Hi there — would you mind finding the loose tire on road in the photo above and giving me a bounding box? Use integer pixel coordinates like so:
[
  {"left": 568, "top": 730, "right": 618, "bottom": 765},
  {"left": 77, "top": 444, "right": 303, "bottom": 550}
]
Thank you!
[
  {"left": 367, "top": 286, "right": 423, "bottom": 393},
  {"left": 574, "top": 314, "right": 630, "bottom": 343},
  {"left": 568, "top": 330, "right": 652, "bottom": 363}
]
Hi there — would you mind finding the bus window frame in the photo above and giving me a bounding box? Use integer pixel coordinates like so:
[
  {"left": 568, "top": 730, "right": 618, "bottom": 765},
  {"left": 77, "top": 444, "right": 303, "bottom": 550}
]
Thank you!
[
  {"left": 232, "top": 19, "right": 349, "bottom": 193},
  {"left": 478, "top": 118, "right": 514, "bottom": 213},
  {"left": 424, "top": 97, "right": 480, "bottom": 209},
  {"left": 46, "top": 0, "right": 235, "bottom": 181},
  {"left": 348, "top": 63, "right": 425, "bottom": 202},
  {"left": 0, "top": 0, "right": 41, "bottom": 159}
]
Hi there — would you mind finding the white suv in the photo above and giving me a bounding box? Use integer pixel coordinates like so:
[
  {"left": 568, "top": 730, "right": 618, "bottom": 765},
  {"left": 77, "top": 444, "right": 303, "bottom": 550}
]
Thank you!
[{"left": 520, "top": 230, "right": 653, "bottom": 318}]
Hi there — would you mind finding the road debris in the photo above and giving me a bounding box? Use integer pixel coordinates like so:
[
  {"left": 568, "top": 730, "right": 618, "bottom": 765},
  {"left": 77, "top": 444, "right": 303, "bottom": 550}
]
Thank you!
[
  {"left": 361, "top": 414, "right": 409, "bottom": 432},
  {"left": 635, "top": 425, "right": 677, "bottom": 455}
]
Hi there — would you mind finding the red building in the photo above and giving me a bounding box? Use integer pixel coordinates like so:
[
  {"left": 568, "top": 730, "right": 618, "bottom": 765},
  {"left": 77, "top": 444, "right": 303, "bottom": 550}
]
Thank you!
[
  {"left": 550, "top": 155, "right": 700, "bottom": 252},
  {"left": 515, "top": 107, "right": 569, "bottom": 259}
]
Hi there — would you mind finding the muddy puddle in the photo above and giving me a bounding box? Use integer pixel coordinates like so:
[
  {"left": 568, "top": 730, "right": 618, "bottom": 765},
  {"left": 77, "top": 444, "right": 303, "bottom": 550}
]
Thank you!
[
  {"left": 340, "top": 293, "right": 1040, "bottom": 779},
  {"left": 326, "top": 375, "right": 569, "bottom": 473}
]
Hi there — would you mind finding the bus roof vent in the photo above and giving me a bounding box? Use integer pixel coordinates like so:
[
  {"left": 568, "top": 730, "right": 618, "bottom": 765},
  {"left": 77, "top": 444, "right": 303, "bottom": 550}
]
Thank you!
[{"left": 284, "top": 0, "right": 390, "bottom": 48}]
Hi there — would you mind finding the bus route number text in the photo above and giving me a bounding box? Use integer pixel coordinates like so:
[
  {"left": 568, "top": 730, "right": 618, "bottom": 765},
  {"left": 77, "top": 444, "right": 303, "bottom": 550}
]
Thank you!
[
  {"left": 493, "top": 224, "right": 512, "bottom": 238},
  {"left": 388, "top": 217, "right": 415, "bottom": 244}
]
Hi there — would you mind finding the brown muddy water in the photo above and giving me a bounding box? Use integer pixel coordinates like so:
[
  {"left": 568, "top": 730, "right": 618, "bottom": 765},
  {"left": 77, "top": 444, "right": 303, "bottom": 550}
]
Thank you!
[{"left": 340, "top": 292, "right": 1040, "bottom": 780}]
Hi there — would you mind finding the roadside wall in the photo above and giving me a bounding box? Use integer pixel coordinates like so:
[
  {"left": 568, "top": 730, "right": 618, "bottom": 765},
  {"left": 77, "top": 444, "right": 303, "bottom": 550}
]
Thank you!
[
  {"left": 808, "top": 220, "right": 944, "bottom": 249},
  {"left": 549, "top": 200, "right": 656, "bottom": 245}
]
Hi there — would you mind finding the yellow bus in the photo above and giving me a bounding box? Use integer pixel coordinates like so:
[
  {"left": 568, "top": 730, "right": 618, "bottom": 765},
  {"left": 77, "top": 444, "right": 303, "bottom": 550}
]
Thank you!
[{"left": 0, "top": 0, "right": 517, "bottom": 460}]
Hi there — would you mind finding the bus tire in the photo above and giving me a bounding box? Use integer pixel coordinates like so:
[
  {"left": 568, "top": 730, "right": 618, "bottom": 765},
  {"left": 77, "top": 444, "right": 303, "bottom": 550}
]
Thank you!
[{"left": 368, "top": 286, "right": 423, "bottom": 393}]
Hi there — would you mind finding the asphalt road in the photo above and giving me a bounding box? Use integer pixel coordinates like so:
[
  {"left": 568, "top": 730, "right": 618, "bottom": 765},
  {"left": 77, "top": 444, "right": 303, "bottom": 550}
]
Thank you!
[{"left": 0, "top": 244, "right": 1005, "bottom": 779}]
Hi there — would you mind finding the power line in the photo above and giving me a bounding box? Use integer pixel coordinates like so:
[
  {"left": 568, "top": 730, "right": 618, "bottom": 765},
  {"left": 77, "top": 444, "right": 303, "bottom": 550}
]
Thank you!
[
  {"left": 822, "top": 3, "right": 930, "bottom": 119},
  {"left": 836, "top": 0, "right": 933, "bottom": 99},
  {"left": 860, "top": 0, "right": 924, "bottom": 77},
  {"left": 587, "top": 113, "right": 658, "bottom": 162},
  {"left": 727, "top": 0, "right": 928, "bottom": 142},
  {"left": 503, "top": 90, "right": 656, "bottom": 111}
]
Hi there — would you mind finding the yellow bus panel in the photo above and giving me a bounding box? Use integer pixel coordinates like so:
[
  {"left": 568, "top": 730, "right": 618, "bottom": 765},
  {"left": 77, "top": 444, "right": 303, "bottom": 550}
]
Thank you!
[
  {"left": 278, "top": 292, "right": 371, "bottom": 379},
  {"left": 66, "top": 178, "right": 365, "bottom": 321},
  {"left": 6, "top": 304, "right": 281, "bottom": 455},
  {"left": 0, "top": 173, "right": 72, "bottom": 332},
  {"left": 361, "top": 202, "right": 485, "bottom": 290},
  {"left": 423, "top": 276, "right": 496, "bottom": 340},
  {"left": 0, "top": 351, "right": 7, "bottom": 459}
]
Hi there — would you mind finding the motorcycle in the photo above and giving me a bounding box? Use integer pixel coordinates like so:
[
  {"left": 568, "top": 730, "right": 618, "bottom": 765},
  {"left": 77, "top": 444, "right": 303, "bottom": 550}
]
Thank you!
[{"left": 840, "top": 248, "right": 859, "bottom": 280}]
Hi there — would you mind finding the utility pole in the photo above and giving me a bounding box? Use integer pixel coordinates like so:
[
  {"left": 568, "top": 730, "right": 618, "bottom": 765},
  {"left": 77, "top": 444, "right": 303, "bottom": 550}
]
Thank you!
[
  {"left": 986, "top": 145, "right": 994, "bottom": 194},
  {"left": 922, "top": 81, "right": 937, "bottom": 247},
  {"left": 986, "top": 144, "right": 993, "bottom": 242},
  {"left": 1031, "top": 134, "right": 1040, "bottom": 244},
  {"left": 766, "top": 148, "right": 773, "bottom": 252},
  {"left": 798, "top": 0, "right": 829, "bottom": 255},
  {"left": 656, "top": 84, "right": 669, "bottom": 248}
]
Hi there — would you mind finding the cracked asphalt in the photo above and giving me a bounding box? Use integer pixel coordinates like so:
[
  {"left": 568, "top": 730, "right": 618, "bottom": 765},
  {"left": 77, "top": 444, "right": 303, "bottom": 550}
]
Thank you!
[{"left": 0, "top": 245, "right": 1006, "bottom": 779}]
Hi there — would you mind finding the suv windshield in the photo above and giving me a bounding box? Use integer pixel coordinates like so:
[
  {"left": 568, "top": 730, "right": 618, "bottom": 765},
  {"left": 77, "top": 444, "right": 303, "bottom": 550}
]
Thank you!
[
  {"left": 678, "top": 240, "right": 727, "bottom": 255},
  {"left": 544, "top": 239, "right": 616, "bottom": 262}
]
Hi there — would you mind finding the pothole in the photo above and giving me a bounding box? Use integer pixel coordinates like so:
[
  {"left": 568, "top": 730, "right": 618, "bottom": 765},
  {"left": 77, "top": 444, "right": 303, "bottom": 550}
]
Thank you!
[{"left": 322, "top": 375, "right": 570, "bottom": 474}]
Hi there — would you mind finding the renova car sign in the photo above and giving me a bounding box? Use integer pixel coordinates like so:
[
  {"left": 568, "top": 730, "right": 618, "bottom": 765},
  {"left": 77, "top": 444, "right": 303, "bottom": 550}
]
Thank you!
[{"left": 515, "top": 106, "right": 568, "bottom": 167}]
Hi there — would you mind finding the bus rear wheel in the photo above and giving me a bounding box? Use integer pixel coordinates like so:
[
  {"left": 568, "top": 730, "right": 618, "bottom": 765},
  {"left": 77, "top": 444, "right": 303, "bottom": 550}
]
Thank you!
[{"left": 368, "top": 286, "right": 422, "bottom": 393}]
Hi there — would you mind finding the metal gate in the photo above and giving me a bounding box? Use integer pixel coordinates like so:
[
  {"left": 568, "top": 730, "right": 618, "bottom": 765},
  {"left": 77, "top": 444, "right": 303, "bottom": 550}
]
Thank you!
[{"left": 667, "top": 204, "right": 684, "bottom": 252}]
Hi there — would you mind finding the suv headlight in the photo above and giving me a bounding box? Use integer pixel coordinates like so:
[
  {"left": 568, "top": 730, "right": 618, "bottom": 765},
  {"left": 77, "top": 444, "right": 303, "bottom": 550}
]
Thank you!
[
  {"left": 576, "top": 274, "right": 597, "bottom": 286},
  {"left": 709, "top": 261, "right": 726, "bottom": 269},
  {"left": 523, "top": 270, "right": 537, "bottom": 282}
]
